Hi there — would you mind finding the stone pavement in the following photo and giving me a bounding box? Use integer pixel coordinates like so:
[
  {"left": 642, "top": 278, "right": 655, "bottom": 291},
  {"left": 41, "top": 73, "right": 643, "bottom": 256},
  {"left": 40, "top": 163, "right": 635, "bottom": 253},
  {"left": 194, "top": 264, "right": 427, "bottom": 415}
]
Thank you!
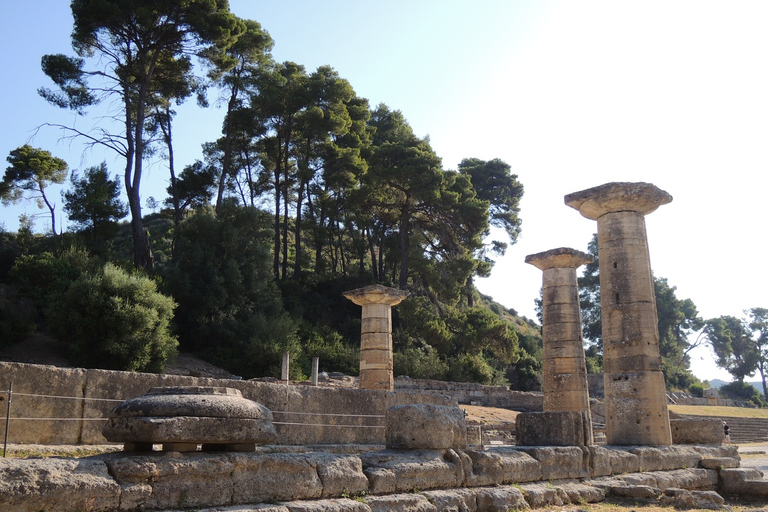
[{"left": 737, "top": 443, "right": 768, "bottom": 476}]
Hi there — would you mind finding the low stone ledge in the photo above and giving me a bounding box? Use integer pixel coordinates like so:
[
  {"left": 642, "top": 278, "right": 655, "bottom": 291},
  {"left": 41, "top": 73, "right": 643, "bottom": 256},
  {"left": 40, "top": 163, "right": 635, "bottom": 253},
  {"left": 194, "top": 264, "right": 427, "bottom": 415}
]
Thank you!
[
  {"left": 0, "top": 444, "right": 745, "bottom": 511},
  {"left": 720, "top": 467, "right": 767, "bottom": 494},
  {"left": 661, "top": 488, "right": 726, "bottom": 510},
  {"left": 0, "top": 458, "right": 121, "bottom": 512},
  {"left": 283, "top": 498, "right": 372, "bottom": 512},
  {"left": 515, "top": 446, "right": 590, "bottom": 480},
  {"left": 360, "top": 449, "right": 463, "bottom": 494},
  {"left": 462, "top": 447, "right": 542, "bottom": 486},
  {"left": 365, "top": 493, "right": 435, "bottom": 512}
]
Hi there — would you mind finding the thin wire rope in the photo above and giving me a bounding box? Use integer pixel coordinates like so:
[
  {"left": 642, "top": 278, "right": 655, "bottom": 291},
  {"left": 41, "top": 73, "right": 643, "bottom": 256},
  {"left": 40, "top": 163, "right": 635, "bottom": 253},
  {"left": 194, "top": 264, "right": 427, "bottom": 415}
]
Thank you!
[
  {"left": 7, "top": 418, "right": 109, "bottom": 421},
  {"left": 12, "top": 393, "right": 125, "bottom": 402},
  {"left": 272, "top": 411, "right": 384, "bottom": 418},
  {"left": 273, "top": 421, "right": 384, "bottom": 428}
]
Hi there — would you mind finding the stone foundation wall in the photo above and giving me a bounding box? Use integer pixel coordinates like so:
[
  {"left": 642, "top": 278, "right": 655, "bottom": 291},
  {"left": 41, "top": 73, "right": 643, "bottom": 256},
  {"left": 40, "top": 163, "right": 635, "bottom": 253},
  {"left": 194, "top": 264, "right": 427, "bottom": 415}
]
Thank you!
[
  {"left": 0, "top": 444, "right": 741, "bottom": 512},
  {"left": 0, "top": 362, "right": 452, "bottom": 446}
]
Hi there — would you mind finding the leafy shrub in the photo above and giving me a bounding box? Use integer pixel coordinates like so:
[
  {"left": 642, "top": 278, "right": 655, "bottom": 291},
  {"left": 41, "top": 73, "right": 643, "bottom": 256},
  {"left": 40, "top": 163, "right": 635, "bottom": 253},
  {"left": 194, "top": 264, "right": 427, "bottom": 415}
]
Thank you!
[
  {"left": 297, "top": 324, "right": 360, "bottom": 377},
  {"left": 447, "top": 352, "right": 501, "bottom": 385},
  {"left": 48, "top": 263, "right": 177, "bottom": 372},
  {"left": 720, "top": 381, "right": 766, "bottom": 407},
  {"left": 394, "top": 344, "right": 448, "bottom": 380},
  {"left": 163, "top": 207, "right": 297, "bottom": 378},
  {"left": 0, "top": 284, "right": 34, "bottom": 347}
]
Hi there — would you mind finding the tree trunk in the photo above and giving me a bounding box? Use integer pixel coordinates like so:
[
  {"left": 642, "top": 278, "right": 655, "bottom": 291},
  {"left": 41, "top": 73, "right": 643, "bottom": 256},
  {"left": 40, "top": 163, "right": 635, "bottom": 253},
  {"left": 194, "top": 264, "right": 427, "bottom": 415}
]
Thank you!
[
  {"left": 273, "top": 165, "right": 281, "bottom": 279},
  {"left": 216, "top": 82, "right": 240, "bottom": 212},
  {"left": 398, "top": 210, "right": 410, "bottom": 290},
  {"left": 366, "top": 227, "right": 378, "bottom": 281}
]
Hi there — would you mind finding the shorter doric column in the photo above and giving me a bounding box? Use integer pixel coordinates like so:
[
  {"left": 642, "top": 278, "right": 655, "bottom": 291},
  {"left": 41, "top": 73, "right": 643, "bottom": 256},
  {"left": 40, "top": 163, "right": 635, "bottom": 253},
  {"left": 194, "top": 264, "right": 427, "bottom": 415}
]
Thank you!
[
  {"left": 343, "top": 285, "right": 408, "bottom": 391},
  {"left": 523, "top": 247, "right": 594, "bottom": 446},
  {"left": 525, "top": 248, "right": 593, "bottom": 416}
]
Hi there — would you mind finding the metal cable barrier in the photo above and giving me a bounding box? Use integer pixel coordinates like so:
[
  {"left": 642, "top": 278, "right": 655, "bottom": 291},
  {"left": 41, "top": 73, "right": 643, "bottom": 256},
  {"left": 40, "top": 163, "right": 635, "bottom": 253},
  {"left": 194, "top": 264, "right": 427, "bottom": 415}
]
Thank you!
[{"left": 0, "top": 385, "right": 385, "bottom": 456}]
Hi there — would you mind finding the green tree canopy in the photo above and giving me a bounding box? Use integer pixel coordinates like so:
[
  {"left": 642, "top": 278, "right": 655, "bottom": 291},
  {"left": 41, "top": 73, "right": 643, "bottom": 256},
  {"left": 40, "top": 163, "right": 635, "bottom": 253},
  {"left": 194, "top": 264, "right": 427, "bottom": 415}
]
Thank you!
[
  {"left": 40, "top": 0, "right": 244, "bottom": 270},
  {"left": 2, "top": 145, "right": 68, "bottom": 235},
  {"left": 63, "top": 162, "right": 128, "bottom": 243}
]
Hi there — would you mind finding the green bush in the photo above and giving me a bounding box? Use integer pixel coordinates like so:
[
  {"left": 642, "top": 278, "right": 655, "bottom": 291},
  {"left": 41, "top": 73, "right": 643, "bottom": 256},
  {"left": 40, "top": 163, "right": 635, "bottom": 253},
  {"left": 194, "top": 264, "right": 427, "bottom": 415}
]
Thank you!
[
  {"left": 720, "top": 381, "right": 767, "bottom": 407},
  {"left": 297, "top": 324, "right": 360, "bottom": 377},
  {"left": 447, "top": 352, "right": 500, "bottom": 385},
  {"left": 0, "top": 284, "right": 34, "bottom": 347},
  {"left": 394, "top": 344, "right": 448, "bottom": 380},
  {"left": 49, "top": 263, "right": 178, "bottom": 372},
  {"left": 163, "top": 207, "right": 297, "bottom": 378}
]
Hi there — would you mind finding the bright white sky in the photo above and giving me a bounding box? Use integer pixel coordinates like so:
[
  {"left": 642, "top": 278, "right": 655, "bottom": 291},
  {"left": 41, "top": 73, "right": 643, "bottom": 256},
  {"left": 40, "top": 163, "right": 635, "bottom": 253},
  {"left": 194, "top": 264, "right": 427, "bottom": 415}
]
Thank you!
[{"left": 2, "top": 1, "right": 767, "bottom": 382}]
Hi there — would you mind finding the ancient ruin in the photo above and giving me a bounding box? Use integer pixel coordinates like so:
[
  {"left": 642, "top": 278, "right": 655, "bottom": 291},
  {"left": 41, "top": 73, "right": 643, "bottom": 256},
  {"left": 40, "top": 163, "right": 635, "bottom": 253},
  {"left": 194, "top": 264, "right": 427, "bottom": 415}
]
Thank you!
[
  {"left": 520, "top": 247, "right": 594, "bottom": 445},
  {"left": 343, "top": 284, "right": 409, "bottom": 391},
  {"left": 102, "top": 386, "right": 276, "bottom": 452},
  {"left": 565, "top": 182, "right": 673, "bottom": 445}
]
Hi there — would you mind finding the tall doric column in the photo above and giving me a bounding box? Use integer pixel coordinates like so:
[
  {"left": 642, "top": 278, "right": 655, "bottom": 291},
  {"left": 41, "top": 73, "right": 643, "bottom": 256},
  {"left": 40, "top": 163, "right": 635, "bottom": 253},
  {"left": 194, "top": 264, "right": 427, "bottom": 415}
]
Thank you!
[
  {"left": 343, "top": 285, "right": 408, "bottom": 391},
  {"left": 525, "top": 248, "right": 593, "bottom": 423},
  {"left": 565, "top": 182, "right": 673, "bottom": 445}
]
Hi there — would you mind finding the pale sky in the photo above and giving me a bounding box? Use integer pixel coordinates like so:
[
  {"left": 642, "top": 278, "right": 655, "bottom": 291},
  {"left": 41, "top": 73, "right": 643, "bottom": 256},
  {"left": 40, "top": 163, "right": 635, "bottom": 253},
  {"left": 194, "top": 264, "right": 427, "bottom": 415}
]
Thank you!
[{"left": 2, "top": 1, "right": 767, "bottom": 382}]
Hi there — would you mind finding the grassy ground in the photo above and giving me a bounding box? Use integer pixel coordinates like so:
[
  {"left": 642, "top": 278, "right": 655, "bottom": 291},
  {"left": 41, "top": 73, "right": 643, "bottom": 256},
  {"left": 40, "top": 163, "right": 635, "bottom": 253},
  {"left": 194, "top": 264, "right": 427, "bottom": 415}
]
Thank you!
[{"left": 669, "top": 404, "right": 768, "bottom": 419}]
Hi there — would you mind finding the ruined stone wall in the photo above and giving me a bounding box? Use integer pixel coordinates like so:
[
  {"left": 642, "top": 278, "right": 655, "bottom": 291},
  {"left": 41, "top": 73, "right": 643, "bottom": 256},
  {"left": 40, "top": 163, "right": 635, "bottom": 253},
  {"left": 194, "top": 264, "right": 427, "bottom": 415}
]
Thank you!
[
  {"left": 0, "top": 362, "right": 452, "bottom": 446},
  {"left": 394, "top": 377, "right": 544, "bottom": 411}
]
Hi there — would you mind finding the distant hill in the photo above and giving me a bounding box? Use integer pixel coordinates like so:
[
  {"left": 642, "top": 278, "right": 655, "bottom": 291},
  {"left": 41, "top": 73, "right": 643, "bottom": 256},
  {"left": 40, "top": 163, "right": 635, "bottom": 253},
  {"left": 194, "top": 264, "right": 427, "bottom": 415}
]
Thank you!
[{"left": 708, "top": 378, "right": 765, "bottom": 397}]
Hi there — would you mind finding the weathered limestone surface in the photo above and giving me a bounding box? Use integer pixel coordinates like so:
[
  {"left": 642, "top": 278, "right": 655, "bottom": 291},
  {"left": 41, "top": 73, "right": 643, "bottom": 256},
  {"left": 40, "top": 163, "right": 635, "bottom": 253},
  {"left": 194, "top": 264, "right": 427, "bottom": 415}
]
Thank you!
[
  {"left": 565, "top": 182, "right": 673, "bottom": 446},
  {"left": 385, "top": 404, "right": 467, "bottom": 450},
  {"left": 343, "top": 285, "right": 408, "bottom": 391},
  {"left": 516, "top": 411, "right": 592, "bottom": 447},
  {"left": 525, "top": 248, "right": 593, "bottom": 436},
  {"left": 103, "top": 386, "right": 277, "bottom": 450},
  {"left": 0, "top": 458, "right": 120, "bottom": 512},
  {"left": 670, "top": 418, "right": 724, "bottom": 445},
  {"left": 0, "top": 445, "right": 746, "bottom": 512}
]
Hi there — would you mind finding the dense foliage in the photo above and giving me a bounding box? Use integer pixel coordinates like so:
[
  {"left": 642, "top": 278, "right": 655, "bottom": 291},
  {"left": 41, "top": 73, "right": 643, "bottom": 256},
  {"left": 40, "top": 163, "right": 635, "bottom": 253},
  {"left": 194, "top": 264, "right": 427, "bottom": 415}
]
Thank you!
[{"left": 4, "top": 1, "right": 755, "bottom": 396}]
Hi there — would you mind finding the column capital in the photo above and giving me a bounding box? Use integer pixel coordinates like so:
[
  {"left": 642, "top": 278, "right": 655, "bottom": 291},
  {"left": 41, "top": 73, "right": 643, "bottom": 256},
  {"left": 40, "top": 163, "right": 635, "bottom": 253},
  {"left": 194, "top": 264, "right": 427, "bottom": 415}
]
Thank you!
[
  {"left": 343, "top": 284, "right": 409, "bottom": 307},
  {"left": 564, "top": 182, "right": 672, "bottom": 220},
  {"left": 525, "top": 247, "right": 593, "bottom": 271}
]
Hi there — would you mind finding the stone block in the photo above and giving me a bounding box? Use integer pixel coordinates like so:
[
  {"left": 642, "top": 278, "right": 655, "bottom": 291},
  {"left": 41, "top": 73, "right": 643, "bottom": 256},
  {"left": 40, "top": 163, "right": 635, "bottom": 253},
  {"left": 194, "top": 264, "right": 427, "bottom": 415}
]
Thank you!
[
  {"left": 230, "top": 452, "right": 324, "bottom": 503},
  {"left": 421, "top": 488, "right": 478, "bottom": 511},
  {"left": 108, "top": 453, "right": 236, "bottom": 510},
  {"left": 519, "top": 482, "right": 568, "bottom": 507},
  {"left": 361, "top": 449, "right": 463, "bottom": 493},
  {"left": 0, "top": 458, "right": 120, "bottom": 512},
  {"left": 671, "top": 418, "right": 724, "bottom": 445},
  {"left": 0, "top": 363, "right": 87, "bottom": 444},
  {"left": 312, "top": 453, "right": 370, "bottom": 498},
  {"left": 516, "top": 411, "right": 591, "bottom": 447},
  {"left": 365, "top": 493, "right": 436, "bottom": 512},
  {"left": 515, "top": 446, "right": 591, "bottom": 480},
  {"left": 283, "top": 498, "right": 372, "bottom": 512},
  {"left": 463, "top": 447, "right": 542, "bottom": 486},
  {"left": 386, "top": 404, "right": 466, "bottom": 450},
  {"left": 474, "top": 486, "right": 527, "bottom": 512}
]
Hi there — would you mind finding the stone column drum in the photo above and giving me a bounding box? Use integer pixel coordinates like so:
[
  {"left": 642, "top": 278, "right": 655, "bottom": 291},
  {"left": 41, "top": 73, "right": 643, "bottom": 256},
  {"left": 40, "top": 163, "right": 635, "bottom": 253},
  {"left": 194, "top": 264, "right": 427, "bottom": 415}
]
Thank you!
[
  {"left": 525, "top": 248, "right": 594, "bottom": 418},
  {"left": 343, "top": 285, "right": 408, "bottom": 391},
  {"left": 565, "top": 182, "right": 673, "bottom": 445}
]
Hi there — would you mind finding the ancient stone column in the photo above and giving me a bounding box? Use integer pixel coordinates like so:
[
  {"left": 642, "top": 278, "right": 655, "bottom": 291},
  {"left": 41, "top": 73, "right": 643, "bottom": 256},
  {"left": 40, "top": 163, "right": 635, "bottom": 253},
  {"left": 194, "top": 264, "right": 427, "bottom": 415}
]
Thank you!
[
  {"left": 565, "top": 182, "right": 673, "bottom": 446},
  {"left": 343, "top": 285, "right": 409, "bottom": 391},
  {"left": 525, "top": 248, "right": 593, "bottom": 415}
]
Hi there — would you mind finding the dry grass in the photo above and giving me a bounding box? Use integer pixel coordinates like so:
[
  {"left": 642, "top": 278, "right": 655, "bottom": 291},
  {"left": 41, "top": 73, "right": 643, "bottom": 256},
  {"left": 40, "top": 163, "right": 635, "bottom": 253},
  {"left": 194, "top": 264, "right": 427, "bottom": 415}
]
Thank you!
[
  {"left": 462, "top": 404, "right": 519, "bottom": 425},
  {"left": 669, "top": 404, "right": 768, "bottom": 419},
  {"left": 545, "top": 503, "right": 768, "bottom": 512}
]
